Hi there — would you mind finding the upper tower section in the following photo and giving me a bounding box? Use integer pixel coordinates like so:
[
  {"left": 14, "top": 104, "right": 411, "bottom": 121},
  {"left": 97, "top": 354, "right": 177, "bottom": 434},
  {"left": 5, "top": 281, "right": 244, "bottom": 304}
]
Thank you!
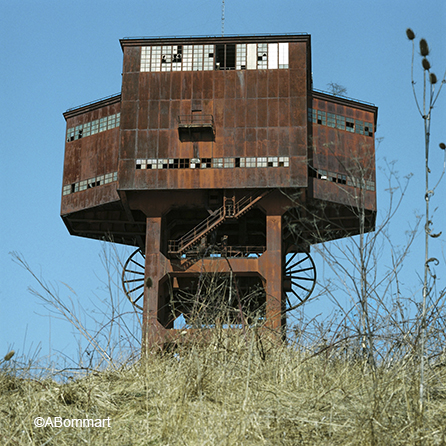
[{"left": 118, "top": 34, "right": 312, "bottom": 191}]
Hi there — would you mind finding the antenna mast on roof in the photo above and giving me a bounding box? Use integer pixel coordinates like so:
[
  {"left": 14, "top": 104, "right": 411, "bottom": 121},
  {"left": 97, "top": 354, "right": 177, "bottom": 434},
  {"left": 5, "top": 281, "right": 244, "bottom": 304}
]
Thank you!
[{"left": 221, "top": 0, "right": 225, "bottom": 36}]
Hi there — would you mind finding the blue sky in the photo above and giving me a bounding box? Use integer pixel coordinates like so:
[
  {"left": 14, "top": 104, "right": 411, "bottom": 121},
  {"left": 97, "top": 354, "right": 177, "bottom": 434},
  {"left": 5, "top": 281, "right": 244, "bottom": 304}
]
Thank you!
[{"left": 1, "top": 0, "right": 445, "bottom": 366}]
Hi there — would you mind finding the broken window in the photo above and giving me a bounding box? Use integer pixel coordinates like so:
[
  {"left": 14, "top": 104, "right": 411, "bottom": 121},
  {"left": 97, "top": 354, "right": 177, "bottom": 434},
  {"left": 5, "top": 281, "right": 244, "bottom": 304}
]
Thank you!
[
  {"left": 179, "top": 158, "right": 190, "bottom": 169},
  {"left": 278, "top": 157, "right": 289, "bottom": 167},
  {"left": 268, "top": 157, "right": 278, "bottom": 167},
  {"left": 257, "top": 43, "right": 268, "bottom": 69},
  {"left": 364, "top": 122, "right": 373, "bottom": 136},
  {"left": 190, "top": 158, "right": 200, "bottom": 168},
  {"left": 141, "top": 41, "right": 289, "bottom": 72},
  {"left": 215, "top": 44, "right": 236, "bottom": 70},
  {"left": 136, "top": 159, "right": 146, "bottom": 170},
  {"left": 317, "top": 111, "right": 326, "bottom": 126},
  {"left": 346, "top": 118, "right": 355, "bottom": 132},
  {"left": 172, "top": 45, "right": 183, "bottom": 66},
  {"left": 203, "top": 45, "right": 214, "bottom": 70},
  {"left": 201, "top": 158, "right": 212, "bottom": 169},
  {"left": 66, "top": 128, "right": 75, "bottom": 142}
]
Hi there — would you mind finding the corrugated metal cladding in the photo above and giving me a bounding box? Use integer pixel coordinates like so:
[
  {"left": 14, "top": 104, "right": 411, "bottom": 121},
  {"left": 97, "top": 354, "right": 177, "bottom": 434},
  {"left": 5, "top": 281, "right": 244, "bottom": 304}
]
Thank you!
[{"left": 118, "top": 35, "right": 312, "bottom": 191}]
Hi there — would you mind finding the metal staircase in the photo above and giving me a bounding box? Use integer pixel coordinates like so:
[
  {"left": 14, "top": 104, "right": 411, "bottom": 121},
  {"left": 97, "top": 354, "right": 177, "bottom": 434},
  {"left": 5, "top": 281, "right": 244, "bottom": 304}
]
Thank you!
[{"left": 168, "top": 190, "right": 270, "bottom": 256}]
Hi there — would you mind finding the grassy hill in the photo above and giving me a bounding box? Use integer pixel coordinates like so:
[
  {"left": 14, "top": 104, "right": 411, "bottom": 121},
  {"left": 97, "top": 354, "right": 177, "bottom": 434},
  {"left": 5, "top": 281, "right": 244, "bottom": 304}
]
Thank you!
[{"left": 2, "top": 327, "right": 446, "bottom": 445}]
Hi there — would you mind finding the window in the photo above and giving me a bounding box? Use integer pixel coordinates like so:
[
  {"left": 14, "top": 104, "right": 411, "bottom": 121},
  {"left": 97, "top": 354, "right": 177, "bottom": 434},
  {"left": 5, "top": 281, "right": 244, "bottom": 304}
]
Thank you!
[
  {"left": 91, "top": 120, "right": 99, "bottom": 135},
  {"left": 235, "top": 157, "right": 246, "bottom": 168},
  {"left": 317, "top": 111, "right": 326, "bottom": 126},
  {"left": 278, "top": 157, "right": 289, "bottom": 167},
  {"left": 141, "top": 42, "right": 289, "bottom": 72},
  {"left": 246, "top": 44, "right": 257, "bottom": 69},
  {"left": 236, "top": 44, "right": 247, "bottom": 70},
  {"left": 355, "top": 120, "right": 364, "bottom": 135},
  {"left": 203, "top": 45, "right": 214, "bottom": 70},
  {"left": 278, "top": 42, "right": 289, "bottom": 69},
  {"left": 159, "top": 159, "right": 168, "bottom": 169},
  {"left": 140, "top": 46, "right": 151, "bottom": 72},
  {"left": 151, "top": 46, "right": 161, "bottom": 71},
  {"left": 215, "top": 44, "right": 235, "bottom": 70},
  {"left": 169, "top": 158, "right": 179, "bottom": 169},
  {"left": 99, "top": 117, "right": 108, "bottom": 132},
  {"left": 336, "top": 115, "right": 345, "bottom": 130},
  {"left": 317, "top": 170, "right": 327, "bottom": 180},
  {"left": 183, "top": 45, "right": 193, "bottom": 71},
  {"left": 224, "top": 157, "right": 235, "bottom": 168},
  {"left": 364, "top": 122, "right": 373, "bottom": 137},
  {"left": 246, "top": 157, "right": 256, "bottom": 168},
  {"left": 179, "top": 158, "right": 189, "bottom": 169},
  {"left": 213, "top": 158, "right": 224, "bottom": 168},
  {"left": 257, "top": 43, "right": 268, "bottom": 69},
  {"left": 66, "top": 114, "right": 120, "bottom": 142},
  {"left": 327, "top": 113, "right": 336, "bottom": 128},
  {"left": 268, "top": 43, "right": 278, "bottom": 70},
  {"left": 257, "top": 157, "right": 267, "bottom": 167},
  {"left": 136, "top": 159, "right": 146, "bottom": 170},
  {"left": 66, "top": 128, "right": 75, "bottom": 142},
  {"left": 193, "top": 45, "right": 204, "bottom": 71},
  {"left": 201, "top": 158, "right": 212, "bottom": 169},
  {"left": 268, "top": 157, "right": 278, "bottom": 167},
  {"left": 346, "top": 118, "right": 355, "bottom": 132}
]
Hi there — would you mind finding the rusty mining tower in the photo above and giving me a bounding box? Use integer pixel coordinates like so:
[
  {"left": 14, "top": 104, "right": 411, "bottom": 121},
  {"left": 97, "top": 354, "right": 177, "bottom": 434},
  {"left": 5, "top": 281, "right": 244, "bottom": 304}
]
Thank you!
[{"left": 61, "top": 34, "right": 377, "bottom": 349}]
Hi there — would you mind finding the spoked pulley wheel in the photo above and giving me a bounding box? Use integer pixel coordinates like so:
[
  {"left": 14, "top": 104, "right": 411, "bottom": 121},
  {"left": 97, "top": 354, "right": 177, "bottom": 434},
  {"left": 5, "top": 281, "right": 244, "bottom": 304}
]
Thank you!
[
  {"left": 283, "top": 251, "right": 316, "bottom": 312},
  {"left": 122, "top": 248, "right": 145, "bottom": 311}
]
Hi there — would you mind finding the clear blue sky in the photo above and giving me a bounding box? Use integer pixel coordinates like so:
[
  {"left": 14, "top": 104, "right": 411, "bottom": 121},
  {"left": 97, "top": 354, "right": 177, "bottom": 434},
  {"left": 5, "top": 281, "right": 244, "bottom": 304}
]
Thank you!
[{"left": 1, "top": 0, "right": 445, "bottom": 366}]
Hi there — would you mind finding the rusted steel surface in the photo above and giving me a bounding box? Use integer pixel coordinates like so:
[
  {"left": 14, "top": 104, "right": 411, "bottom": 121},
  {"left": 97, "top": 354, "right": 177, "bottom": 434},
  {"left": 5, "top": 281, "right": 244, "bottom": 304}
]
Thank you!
[
  {"left": 118, "top": 36, "right": 310, "bottom": 193},
  {"left": 60, "top": 34, "right": 378, "bottom": 349}
]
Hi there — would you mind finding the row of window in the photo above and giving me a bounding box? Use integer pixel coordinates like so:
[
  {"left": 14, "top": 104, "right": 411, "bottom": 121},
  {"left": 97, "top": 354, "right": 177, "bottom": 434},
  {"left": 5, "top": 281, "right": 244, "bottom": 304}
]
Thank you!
[
  {"left": 135, "top": 156, "right": 290, "bottom": 170},
  {"left": 308, "top": 109, "right": 373, "bottom": 137},
  {"left": 140, "top": 42, "right": 289, "bottom": 73},
  {"left": 66, "top": 113, "right": 121, "bottom": 142},
  {"left": 310, "top": 167, "right": 375, "bottom": 191},
  {"left": 62, "top": 171, "right": 118, "bottom": 196}
]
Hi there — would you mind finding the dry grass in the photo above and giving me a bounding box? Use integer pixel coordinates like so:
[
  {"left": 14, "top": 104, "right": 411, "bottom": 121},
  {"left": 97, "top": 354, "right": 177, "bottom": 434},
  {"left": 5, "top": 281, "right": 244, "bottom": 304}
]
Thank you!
[{"left": 2, "top": 328, "right": 446, "bottom": 446}]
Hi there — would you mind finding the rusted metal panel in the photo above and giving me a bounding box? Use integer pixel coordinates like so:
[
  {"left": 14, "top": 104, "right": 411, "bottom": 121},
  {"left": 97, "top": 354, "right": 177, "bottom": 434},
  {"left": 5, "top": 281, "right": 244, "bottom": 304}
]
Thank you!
[
  {"left": 310, "top": 178, "right": 376, "bottom": 211},
  {"left": 62, "top": 34, "right": 378, "bottom": 348},
  {"left": 61, "top": 97, "right": 121, "bottom": 217}
]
